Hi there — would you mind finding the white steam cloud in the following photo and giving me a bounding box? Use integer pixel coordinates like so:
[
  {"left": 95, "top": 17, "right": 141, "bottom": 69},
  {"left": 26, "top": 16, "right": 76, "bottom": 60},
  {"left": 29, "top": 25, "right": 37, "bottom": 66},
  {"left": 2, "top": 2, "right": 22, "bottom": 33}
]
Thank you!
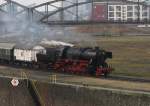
[{"left": 0, "top": 11, "right": 97, "bottom": 47}]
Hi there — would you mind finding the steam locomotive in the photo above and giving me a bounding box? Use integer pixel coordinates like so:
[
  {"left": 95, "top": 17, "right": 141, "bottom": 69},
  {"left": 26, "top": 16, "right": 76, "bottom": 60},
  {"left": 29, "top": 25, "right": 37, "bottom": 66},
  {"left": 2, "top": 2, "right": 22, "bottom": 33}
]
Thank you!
[
  {"left": 37, "top": 46, "right": 113, "bottom": 77},
  {"left": 0, "top": 42, "right": 113, "bottom": 77}
]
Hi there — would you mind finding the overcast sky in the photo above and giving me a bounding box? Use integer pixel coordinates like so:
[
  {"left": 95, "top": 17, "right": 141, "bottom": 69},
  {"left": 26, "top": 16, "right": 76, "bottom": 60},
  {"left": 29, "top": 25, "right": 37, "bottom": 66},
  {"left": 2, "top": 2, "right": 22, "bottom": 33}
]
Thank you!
[
  {"left": 0, "top": 0, "right": 60, "bottom": 7},
  {"left": 12, "top": 0, "right": 53, "bottom": 7},
  {"left": 0, "top": 0, "right": 150, "bottom": 6}
]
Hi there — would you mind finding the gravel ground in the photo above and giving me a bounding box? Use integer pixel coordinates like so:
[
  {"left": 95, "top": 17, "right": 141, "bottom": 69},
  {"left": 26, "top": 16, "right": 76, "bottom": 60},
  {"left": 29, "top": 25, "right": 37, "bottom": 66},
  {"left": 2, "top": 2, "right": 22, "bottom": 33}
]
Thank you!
[{"left": 0, "top": 65, "right": 149, "bottom": 92}]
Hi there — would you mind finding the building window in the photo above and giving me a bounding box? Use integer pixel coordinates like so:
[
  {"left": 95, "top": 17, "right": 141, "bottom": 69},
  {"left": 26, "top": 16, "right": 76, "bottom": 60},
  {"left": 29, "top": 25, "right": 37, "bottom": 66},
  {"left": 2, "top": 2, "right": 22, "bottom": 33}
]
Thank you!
[
  {"left": 21, "top": 52, "right": 24, "bottom": 56},
  {"left": 122, "top": 6, "right": 126, "bottom": 12},
  {"left": 1, "top": 49, "right": 5, "bottom": 55},
  {"left": 5, "top": 50, "right": 10, "bottom": 55},
  {"left": 123, "top": 16, "right": 126, "bottom": 19},
  {"left": 142, "top": 6, "right": 147, "bottom": 11},
  {"left": 116, "top": 6, "right": 121, "bottom": 11},
  {"left": 127, "top": 6, "right": 133, "bottom": 11},
  {"left": 134, "top": 12, "right": 139, "bottom": 17},
  {"left": 134, "top": 6, "right": 139, "bottom": 12},
  {"left": 127, "top": 12, "right": 133, "bottom": 17},
  {"left": 109, "top": 6, "right": 114, "bottom": 11},
  {"left": 142, "top": 12, "right": 148, "bottom": 17},
  {"left": 116, "top": 12, "right": 121, "bottom": 17},
  {"left": 109, "top": 12, "right": 114, "bottom": 17}
]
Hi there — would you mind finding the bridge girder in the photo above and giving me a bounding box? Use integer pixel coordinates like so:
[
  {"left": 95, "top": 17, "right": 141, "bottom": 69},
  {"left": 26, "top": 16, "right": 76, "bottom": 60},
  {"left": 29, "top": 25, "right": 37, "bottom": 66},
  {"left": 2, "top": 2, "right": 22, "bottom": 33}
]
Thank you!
[
  {"left": 31, "top": 0, "right": 65, "bottom": 9},
  {"left": 0, "top": 0, "right": 45, "bottom": 21},
  {"left": 0, "top": 0, "right": 150, "bottom": 25},
  {"left": 40, "top": 0, "right": 93, "bottom": 22}
]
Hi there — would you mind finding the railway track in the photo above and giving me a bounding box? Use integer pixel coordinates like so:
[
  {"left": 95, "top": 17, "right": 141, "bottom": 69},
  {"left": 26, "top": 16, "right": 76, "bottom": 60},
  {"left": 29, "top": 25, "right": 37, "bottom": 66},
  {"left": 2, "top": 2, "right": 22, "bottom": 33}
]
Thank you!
[
  {"left": 0, "top": 65, "right": 150, "bottom": 93},
  {"left": 0, "top": 64, "right": 150, "bottom": 83}
]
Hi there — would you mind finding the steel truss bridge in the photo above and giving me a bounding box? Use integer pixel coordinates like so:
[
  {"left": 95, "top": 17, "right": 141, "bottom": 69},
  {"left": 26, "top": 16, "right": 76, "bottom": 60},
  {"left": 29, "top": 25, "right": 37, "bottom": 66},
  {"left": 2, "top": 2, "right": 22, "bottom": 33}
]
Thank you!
[{"left": 0, "top": 0, "right": 150, "bottom": 25}]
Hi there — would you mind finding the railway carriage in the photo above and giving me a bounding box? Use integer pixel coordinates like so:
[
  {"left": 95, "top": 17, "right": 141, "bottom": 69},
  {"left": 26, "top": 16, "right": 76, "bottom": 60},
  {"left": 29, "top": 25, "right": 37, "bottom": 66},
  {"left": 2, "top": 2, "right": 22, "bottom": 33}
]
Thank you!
[
  {"left": 0, "top": 43, "right": 15, "bottom": 63},
  {"left": 14, "top": 48, "right": 37, "bottom": 63},
  {"left": 14, "top": 45, "right": 46, "bottom": 66}
]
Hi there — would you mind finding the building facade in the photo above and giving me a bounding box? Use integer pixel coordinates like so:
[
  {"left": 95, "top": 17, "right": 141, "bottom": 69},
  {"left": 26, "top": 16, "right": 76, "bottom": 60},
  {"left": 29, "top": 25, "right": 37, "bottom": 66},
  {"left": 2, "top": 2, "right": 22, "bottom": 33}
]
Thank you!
[
  {"left": 108, "top": 4, "right": 149, "bottom": 21},
  {"left": 93, "top": 0, "right": 150, "bottom": 21}
]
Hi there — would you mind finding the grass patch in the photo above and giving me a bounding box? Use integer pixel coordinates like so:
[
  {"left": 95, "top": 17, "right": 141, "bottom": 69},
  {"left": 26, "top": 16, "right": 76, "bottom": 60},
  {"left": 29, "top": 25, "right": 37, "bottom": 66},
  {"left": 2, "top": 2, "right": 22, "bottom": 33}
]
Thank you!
[{"left": 77, "top": 36, "right": 150, "bottom": 78}]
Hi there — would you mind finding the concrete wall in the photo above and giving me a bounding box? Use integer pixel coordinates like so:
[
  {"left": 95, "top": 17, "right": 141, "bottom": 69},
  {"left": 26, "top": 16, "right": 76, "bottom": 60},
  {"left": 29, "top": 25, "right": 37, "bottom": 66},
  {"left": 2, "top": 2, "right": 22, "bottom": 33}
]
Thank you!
[
  {"left": 0, "top": 78, "right": 35, "bottom": 106},
  {"left": 36, "top": 82, "right": 150, "bottom": 106}
]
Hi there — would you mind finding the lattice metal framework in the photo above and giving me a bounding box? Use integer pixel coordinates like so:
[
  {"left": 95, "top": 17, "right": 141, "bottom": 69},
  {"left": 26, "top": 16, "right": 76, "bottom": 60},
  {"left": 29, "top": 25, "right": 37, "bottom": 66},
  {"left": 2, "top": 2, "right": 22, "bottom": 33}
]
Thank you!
[{"left": 0, "top": 0, "right": 149, "bottom": 25}]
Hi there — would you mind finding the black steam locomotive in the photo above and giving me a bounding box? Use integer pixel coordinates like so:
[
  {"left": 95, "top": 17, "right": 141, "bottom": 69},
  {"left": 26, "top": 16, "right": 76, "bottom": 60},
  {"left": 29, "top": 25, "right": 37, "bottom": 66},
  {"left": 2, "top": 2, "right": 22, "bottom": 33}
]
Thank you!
[{"left": 37, "top": 46, "right": 113, "bottom": 77}]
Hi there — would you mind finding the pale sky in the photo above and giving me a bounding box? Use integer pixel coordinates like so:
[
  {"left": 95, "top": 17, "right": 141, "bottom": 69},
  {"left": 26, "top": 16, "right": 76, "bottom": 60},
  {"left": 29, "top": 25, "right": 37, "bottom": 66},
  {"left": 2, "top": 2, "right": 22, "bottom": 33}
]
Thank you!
[
  {"left": 0, "top": 0, "right": 60, "bottom": 7},
  {"left": 12, "top": 0, "right": 53, "bottom": 7},
  {"left": 0, "top": 0, "right": 150, "bottom": 7},
  {"left": 0, "top": 0, "right": 61, "bottom": 11}
]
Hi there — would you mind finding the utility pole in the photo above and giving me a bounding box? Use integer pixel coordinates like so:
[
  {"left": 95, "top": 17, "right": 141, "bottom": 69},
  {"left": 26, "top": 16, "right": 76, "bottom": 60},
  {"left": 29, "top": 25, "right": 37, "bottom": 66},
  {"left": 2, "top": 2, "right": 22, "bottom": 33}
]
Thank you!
[
  {"left": 76, "top": 0, "right": 78, "bottom": 22},
  {"left": 59, "top": 1, "right": 63, "bottom": 23},
  {"left": 45, "top": 3, "right": 48, "bottom": 22},
  {"left": 138, "top": 0, "right": 140, "bottom": 23}
]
